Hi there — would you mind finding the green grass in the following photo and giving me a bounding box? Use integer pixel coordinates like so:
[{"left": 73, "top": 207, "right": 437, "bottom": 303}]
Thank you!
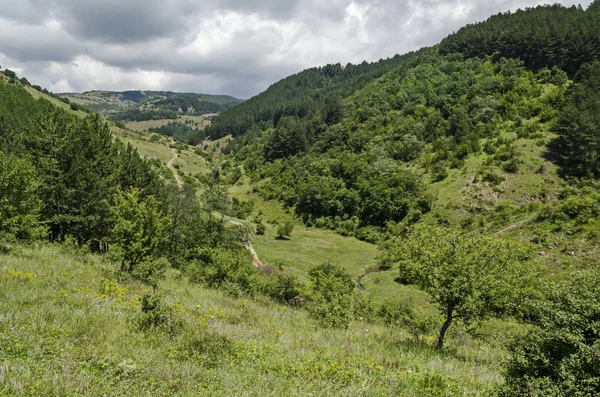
[
  {"left": 253, "top": 224, "right": 377, "bottom": 279},
  {"left": 0, "top": 243, "right": 505, "bottom": 396}
]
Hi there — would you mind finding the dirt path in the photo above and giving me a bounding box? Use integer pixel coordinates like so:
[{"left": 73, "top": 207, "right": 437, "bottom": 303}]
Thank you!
[
  {"left": 167, "top": 150, "right": 184, "bottom": 188},
  {"left": 495, "top": 218, "right": 532, "bottom": 236},
  {"left": 226, "top": 217, "right": 263, "bottom": 267},
  {"left": 167, "top": 152, "right": 261, "bottom": 265}
]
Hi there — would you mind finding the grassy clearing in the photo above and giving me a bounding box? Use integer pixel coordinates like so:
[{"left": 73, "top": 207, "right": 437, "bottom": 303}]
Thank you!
[
  {"left": 126, "top": 115, "right": 211, "bottom": 132},
  {"left": 0, "top": 244, "right": 504, "bottom": 396},
  {"left": 253, "top": 224, "right": 377, "bottom": 280}
]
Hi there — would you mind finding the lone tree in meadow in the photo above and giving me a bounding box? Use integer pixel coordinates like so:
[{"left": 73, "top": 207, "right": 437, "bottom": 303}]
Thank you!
[{"left": 391, "top": 224, "right": 534, "bottom": 349}]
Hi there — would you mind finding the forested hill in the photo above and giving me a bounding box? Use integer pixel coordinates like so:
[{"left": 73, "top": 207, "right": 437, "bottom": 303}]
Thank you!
[
  {"left": 206, "top": 50, "right": 424, "bottom": 138},
  {"left": 212, "top": 2, "right": 600, "bottom": 244},
  {"left": 439, "top": 1, "right": 600, "bottom": 75}
]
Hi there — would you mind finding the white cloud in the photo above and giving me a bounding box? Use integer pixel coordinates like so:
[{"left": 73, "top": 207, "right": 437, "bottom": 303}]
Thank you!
[{"left": 0, "top": 0, "right": 593, "bottom": 97}]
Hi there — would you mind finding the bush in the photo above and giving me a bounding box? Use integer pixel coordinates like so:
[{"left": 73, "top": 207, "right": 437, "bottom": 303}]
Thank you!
[
  {"left": 499, "top": 272, "right": 600, "bottom": 396},
  {"left": 255, "top": 222, "right": 266, "bottom": 235},
  {"left": 131, "top": 257, "right": 169, "bottom": 290},
  {"left": 378, "top": 299, "right": 415, "bottom": 327},
  {"left": 136, "top": 293, "right": 183, "bottom": 335},
  {"left": 3, "top": 69, "right": 16, "bottom": 79},
  {"left": 264, "top": 271, "right": 307, "bottom": 306},
  {"left": 308, "top": 262, "right": 356, "bottom": 328},
  {"left": 276, "top": 221, "right": 294, "bottom": 239},
  {"left": 185, "top": 247, "right": 255, "bottom": 296},
  {"left": 431, "top": 162, "right": 449, "bottom": 182}
]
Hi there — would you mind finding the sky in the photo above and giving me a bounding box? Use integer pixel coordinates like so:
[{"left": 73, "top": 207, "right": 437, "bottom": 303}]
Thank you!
[{"left": 0, "top": 0, "right": 592, "bottom": 98}]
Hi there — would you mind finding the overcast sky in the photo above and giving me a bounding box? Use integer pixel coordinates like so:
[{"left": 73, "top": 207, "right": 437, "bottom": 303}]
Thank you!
[{"left": 0, "top": 0, "right": 592, "bottom": 98}]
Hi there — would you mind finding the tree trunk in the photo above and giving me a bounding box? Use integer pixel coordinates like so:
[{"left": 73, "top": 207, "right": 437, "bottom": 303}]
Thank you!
[{"left": 436, "top": 305, "right": 454, "bottom": 350}]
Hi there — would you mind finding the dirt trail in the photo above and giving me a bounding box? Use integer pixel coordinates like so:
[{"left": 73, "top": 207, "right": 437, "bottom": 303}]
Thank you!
[
  {"left": 167, "top": 150, "right": 184, "bottom": 188},
  {"left": 495, "top": 218, "right": 532, "bottom": 236},
  {"left": 167, "top": 149, "right": 262, "bottom": 266},
  {"left": 227, "top": 218, "right": 263, "bottom": 267}
]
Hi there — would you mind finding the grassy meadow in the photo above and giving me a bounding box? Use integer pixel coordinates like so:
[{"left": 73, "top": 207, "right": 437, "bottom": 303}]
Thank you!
[{"left": 0, "top": 243, "right": 506, "bottom": 396}]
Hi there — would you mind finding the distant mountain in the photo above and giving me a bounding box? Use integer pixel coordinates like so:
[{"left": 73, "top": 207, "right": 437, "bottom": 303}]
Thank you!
[{"left": 57, "top": 90, "right": 243, "bottom": 121}]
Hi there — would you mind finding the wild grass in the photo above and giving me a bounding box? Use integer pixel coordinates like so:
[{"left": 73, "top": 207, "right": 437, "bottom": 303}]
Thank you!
[
  {"left": 253, "top": 223, "right": 378, "bottom": 280},
  {"left": 0, "top": 243, "right": 505, "bottom": 396}
]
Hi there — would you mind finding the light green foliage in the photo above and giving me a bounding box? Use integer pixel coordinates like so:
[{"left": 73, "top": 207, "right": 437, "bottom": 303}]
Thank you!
[
  {"left": 109, "top": 188, "right": 168, "bottom": 274},
  {"left": 308, "top": 262, "right": 357, "bottom": 328},
  {"left": 0, "top": 153, "right": 44, "bottom": 240},
  {"left": 500, "top": 272, "right": 600, "bottom": 396},
  {"left": 385, "top": 224, "right": 535, "bottom": 349}
]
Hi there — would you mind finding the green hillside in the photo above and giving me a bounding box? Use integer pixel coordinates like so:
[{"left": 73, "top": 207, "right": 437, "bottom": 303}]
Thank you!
[
  {"left": 58, "top": 90, "right": 242, "bottom": 116},
  {"left": 57, "top": 90, "right": 242, "bottom": 145}
]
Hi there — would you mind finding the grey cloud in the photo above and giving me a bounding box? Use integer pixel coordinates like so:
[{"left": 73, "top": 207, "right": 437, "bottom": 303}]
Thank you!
[{"left": 0, "top": 0, "right": 595, "bottom": 98}]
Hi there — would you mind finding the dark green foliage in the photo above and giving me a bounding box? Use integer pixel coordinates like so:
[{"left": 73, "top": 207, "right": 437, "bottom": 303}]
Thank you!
[
  {"left": 137, "top": 293, "right": 183, "bottom": 335},
  {"left": 264, "top": 117, "right": 307, "bottom": 161},
  {"left": 150, "top": 121, "right": 206, "bottom": 145},
  {"left": 3, "top": 69, "right": 16, "bottom": 79},
  {"left": 0, "top": 153, "right": 44, "bottom": 240},
  {"left": 112, "top": 108, "right": 177, "bottom": 122},
  {"left": 500, "top": 272, "right": 600, "bottom": 396},
  {"left": 308, "top": 262, "right": 356, "bottom": 328},
  {"left": 0, "top": 83, "right": 166, "bottom": 244},
  {"left": 152, "top": 94, "right": 228, "bottom": 113},
  {"left": 255, "top": 222, "right": 266, "bottom": 235},
  {"left": 233, "top": 51, "right": 546, "bottom": 236},
  {"left": 207, "top": 51, "right": 423, "bottom": 139},
  {"left": 0, "top": 80, "right": 245, "bottom": 272},
  {"left": 231, "top": 197, "right": 254, "bottom": 219},
  {"left": 552, "top": 62, "right": 600, "bottom": 178},
  {"left": 185, "top": 247, "right": 255, "bottom": 296},
  {"left": 440, "top": 3, "right": 600, "bottom": 76},
  {"left": 263, "top": 271, "right": 307, "bottom": 306}
]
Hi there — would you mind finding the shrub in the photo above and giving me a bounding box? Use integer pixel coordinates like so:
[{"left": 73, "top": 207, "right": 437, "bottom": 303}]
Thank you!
[
  {"left": 136, "top": 293, "right": 183, "bottom": 335},
  {"left": 308, "top": 262, "right": 356, "bottom": 328},
  {"left": 132, "top": 257, "right": 169, "bottom": 290},
  {"left": 264, "top": 271, "right": 307, "bottom": 306},
  {"left": 255, "top": 222, "right": 266, "bottom": 235},
  {"left": 3, "top": 69, "right": 16, "bottom": 79},
  {"left": 499, "top": 272, "right": 600, "bottom": 396},
  {"left": 276, "top": 221, "right": 294, "bottom": 239},
  {"left": 185, "top": 248, "right": 255, "bottom": 296},
  {"left": 431, "top": 162, "right": 449, "bottom": 182}
]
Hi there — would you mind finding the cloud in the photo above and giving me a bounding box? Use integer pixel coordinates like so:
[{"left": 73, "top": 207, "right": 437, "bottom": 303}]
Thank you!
[{"left": 0, "top": 0, "right": 593, "bottom": 98}]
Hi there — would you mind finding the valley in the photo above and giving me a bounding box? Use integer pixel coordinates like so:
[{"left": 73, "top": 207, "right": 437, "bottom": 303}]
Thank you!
[{"left": 1, "top": 2, "right": 600, "bottom": 395}]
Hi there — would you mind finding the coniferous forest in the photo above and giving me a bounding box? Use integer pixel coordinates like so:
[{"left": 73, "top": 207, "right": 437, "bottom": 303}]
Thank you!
[{"left": 2, "top": 2, "right": 600, "bottom": 396}]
